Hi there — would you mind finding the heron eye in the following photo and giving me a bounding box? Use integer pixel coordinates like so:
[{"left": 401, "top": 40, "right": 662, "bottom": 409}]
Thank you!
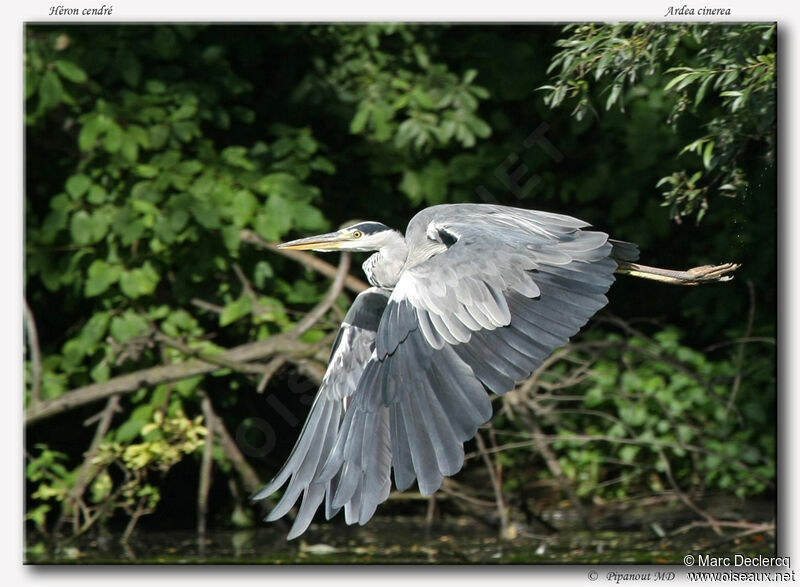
[{"left": 352, "top": 230, "right": 363, "bottom": 239}]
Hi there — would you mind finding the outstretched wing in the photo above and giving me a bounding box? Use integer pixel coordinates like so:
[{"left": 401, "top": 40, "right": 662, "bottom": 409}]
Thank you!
[
  {"left": 251, "top": 287, "right": 389, "bottom": 539},
  {"left": 314, "top": 205, "right": 633, "bottom": 527}
]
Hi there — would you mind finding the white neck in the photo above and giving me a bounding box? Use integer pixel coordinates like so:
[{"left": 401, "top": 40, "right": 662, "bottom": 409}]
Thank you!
[{"left": 362, "top": 231, "right": 408, "bottom": 289}]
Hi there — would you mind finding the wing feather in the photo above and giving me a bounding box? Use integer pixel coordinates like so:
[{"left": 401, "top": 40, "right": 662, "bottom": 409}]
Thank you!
[{"left": 251, "top": 287, "right": 390, "bottom": 537}]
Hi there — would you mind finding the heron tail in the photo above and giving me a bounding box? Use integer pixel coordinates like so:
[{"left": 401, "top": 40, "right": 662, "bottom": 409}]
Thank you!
[{"left": 614, "top": 261, "right": 741, "bottom": 286}]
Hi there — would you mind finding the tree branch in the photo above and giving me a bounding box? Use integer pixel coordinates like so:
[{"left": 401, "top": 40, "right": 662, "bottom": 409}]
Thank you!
[
  {"left": 24, "top": 253, "right": 352, "bottom": 427},
  {"left": 23, "top": 298, "right": 42, "bottom": 407},
  {"left": 197, "top": 391, "right": 215, "bottom": 537},
  {"left": 54, "top": 394, "right": 121, "bottom": 536}
]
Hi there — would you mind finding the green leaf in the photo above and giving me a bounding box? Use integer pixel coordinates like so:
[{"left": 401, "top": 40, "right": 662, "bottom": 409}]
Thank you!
[
  {"left": 664, "top": 72, "right": 693, "bottom": 92},
  {"left": 606, "top": 82, "right": 623, "bottom": 110},
  {"left": 121, "top": 134, "right": 139, "bottom": 162},
  {"left": 117, "top": 49, "right": 142, "bottom": 86},
  {"left": 231, "top": 189, "right": 258, "bottom": 227},
  {"left": 153, "top": 27, "right": 179, "bottom": 59},
  {"left": 221, "top": 146, "right": 254, "bottom": 170},
  {"left": 221, "top": 225, "right": 240, "bottom": 252},
  {"left": 65, "top": 174, "right": 91, "bottom": 199},
  {"left": 78, "top": 115, "right": 104, "bottom": 151},
  {"left": 110, "top": 312, "right": 150, "bottom": 342},
  {"left": 253, "top": 261, "right": 274, "bottom": 288},
  {"left": 702, "top": 140, "right": 714, "bottom": 169},
  {"left": 69, "top": 210, "right": 93, "bottom": 245},
  {"left": 172, "top": 121, "right": 196, "bottom": 142},
  {"left": 149, "top": 124, "right": 170, "bottom": 149},
  {"left": 220, "top": 296, "right": 252, "bottom": 327},
  {"left": 69, "top": 208, "right": 110, "bottom": 245},
  {"left": 175, "top": 375, "right": 202, "bottom": 397},
  {"left": 87, "top": 185, "right": 108, "bottom": 204},
  {"left": 90, "top": 361, "right": 110, "bottom": 382},
  {"left": 253, "top": 195, "right": 292, "bottom": 241},
  {"left": 350, "top": 103, "right": 371, "bottom": 134},
  {"left": 136, "top": 164, "right": 160, "bottom": 178},
  {"left": 103, "top": 122, "right": 123, "bottom": 153},
  {"left": 53, "top": 60, "right": 87, "bottom": 83},
  {"left": 412, "top": 87, "right": 436, "bottom": 110},
  {"left": 115, "top": 418, "right": 147, "bottom": 443},
  {"left": 255, "top": 173, "right": 317, "bottom": 201},
  {"left": 371, "top": 102, "right": 392, "bottom": 141},
  {"left": 39, "top": 71, "right": 63, "bottom": 111},
  {"left": 80, "top": 311, "right": 111, "bottom": 347},
  {"left": 119, "top": 263, "right": 160, "bottom": 298},
  {"left": 85, "top": 260, "right": 122, "bottom": 297}
]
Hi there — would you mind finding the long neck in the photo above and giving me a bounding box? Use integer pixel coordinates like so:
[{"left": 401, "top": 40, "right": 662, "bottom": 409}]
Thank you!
[{"left": 362, "top": 231, "right": 408, "bottom": 290}]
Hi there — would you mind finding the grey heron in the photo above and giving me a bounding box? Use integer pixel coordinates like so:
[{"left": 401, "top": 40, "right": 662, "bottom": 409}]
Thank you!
[{"left": 251, "top": 203, "right": 738, "bottom": 539}]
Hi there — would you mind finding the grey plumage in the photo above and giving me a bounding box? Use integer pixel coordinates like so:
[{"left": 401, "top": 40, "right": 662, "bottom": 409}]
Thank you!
[{"left": 253, "top": 203, "right": 639, "bottom": 538}]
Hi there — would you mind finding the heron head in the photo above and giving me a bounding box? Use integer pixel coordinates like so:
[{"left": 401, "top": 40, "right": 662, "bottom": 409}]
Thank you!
[{"left": 277, "top": 221, "right": 397, "bottom": 253}]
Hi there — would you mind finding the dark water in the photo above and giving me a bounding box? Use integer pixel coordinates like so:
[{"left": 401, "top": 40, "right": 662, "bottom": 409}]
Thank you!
[{"left": 26, "top": 505, "right": 775, "bottom": 565}]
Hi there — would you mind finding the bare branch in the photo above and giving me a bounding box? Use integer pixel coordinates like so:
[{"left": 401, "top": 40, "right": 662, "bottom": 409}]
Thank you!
[
  {"left": 232, "top": 262, "right": 268, "bottom": 317},
  {"left": 153, "top": 331, "right": 274, "bottom": 375},
  {"left": 527, "top": 416, "right": 592, "bottom": 529},
  {"left": 191, "top": 298, "right": 224, "bottom": 315},
  {"left": 293, "top": 252, "right": 351, "bottom": 333},
  {"left": 474, "top": 430, "right": 509, "bottom": 539},
  {"left": 256, "top": 356, "right": 288, "bottom": 393},
  {"left": 54, "top": 395, "right": 121, "bottom": 536},
  {"left": 212, "top": 407, "right": 265, "bottom": 498},
  {"left": 197, "top": 391, "right": 215, "bottom": 537},
  {"left": 726, "top": 279, "right": 756, "bottom": 419},
  {"left": 23, "top": 299, "right": 42, "bottom": 407},
  {"left": 24, "top": 335, "right": 312, "bottom": 427}
]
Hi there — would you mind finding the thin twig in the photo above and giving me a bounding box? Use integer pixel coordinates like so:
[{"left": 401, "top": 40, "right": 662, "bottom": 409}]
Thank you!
[
  {"left": 121, "top": 496, "right": 152, "bottom": 543},
  {"left": 726, "top": 279, "right": 756, "bottom": 420},
  {"left": 704, "top": 337, "right": 775, "bottom": 352},
  {"left": 655, "top": 443, "right": 721, "bottom": 535},
  {"left": 292, "top": 252, "right": 351, "bottom": 334},
  {"left": 527, "top": 416, "right": 592, "bottom": 530},
  {"left": 232, "top": 262, "right": 267, "bottom": 317},
  {"left": 25, "top": 334, "right": 312, "bottom": 426},
  {"left": 153, "top": 331, "right": 273, "bottom": 375},
  {"left": 23, "top": 298, "right": 42, "bottom": 407},
  {"left": 475, "top": 430, "right": 509, "bottom": 539},
  {"left": 438, "top": 479, "right": 497, "bottom": 508},
  {"left": 54, "top": 394, "right": 121, "bottom": 536},
  {"left": 213, "top": 409, "right": 266, "bottom": 497},
  {"left": 256, "top": 356, "right": 288, "bottom": 393},
  {"left": 671, "top": 519, "right": 774, "bottom": 538},
  {"left": 190, "top": 298, "right": 225, "bottom": 315},
  {"left": 465, "top": 433, "right": 773, "bottom": 486},
  {"left": 197, "top": 391, "right": 215, "bottom": 537}
]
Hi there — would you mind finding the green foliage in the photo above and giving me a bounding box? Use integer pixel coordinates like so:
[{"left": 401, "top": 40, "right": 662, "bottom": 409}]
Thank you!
[
  {"left": 311, "top": 25, "right": 491, "bottom": 152},
  {"left": 541, "top": 23, "right": 775, "bottom": 223},
  {"left": 26, "top": 444, "right": 75, "bottom": 515},
  {"left": 530, "top": 327, "right": 775, "bottom": 499}
]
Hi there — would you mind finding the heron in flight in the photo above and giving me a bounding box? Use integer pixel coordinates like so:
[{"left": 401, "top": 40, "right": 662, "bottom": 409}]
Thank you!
[{"left": 251, "top": 203, "right": 738, "bottom": 539}]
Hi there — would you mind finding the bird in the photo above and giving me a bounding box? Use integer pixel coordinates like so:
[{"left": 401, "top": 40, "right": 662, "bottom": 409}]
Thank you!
[{"left": 250, "top": 203, "right": 739, "bottom": 539}]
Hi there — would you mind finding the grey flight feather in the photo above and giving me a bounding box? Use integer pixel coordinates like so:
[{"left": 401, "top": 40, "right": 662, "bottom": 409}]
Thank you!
[
  {"left": 254, "top": 203, "right": 638, "bottom": 538},
  {"left": 250, "top": 287, "right": 389, "bottom": 539}
]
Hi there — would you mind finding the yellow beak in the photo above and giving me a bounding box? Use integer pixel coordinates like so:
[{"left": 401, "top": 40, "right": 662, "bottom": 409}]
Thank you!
[{"left": 277, "top": 231, "right": 350, "bottom": 251}]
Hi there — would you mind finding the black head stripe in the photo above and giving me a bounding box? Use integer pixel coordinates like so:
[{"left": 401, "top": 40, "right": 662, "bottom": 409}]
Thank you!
[{"left": 350, "top": 221, "right": 390, "bottom": 235}]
